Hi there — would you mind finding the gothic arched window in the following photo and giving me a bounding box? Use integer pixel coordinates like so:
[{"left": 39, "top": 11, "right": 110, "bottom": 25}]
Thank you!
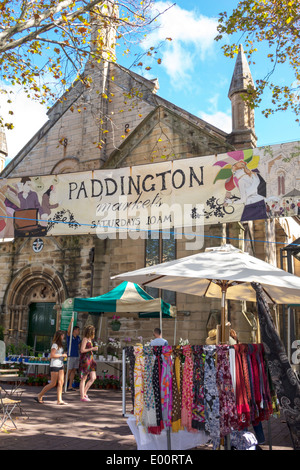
[{"left": 277, "top": 172, "right": 286, "bottom": 195}]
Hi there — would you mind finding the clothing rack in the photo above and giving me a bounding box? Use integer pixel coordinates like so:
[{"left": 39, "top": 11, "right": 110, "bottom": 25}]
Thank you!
[{"left": 122, "top": 343, "right": 279, "bottom": 451}]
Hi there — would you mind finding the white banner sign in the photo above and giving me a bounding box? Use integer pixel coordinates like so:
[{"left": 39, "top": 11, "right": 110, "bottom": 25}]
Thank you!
[{"left": 0, "top": 141, "right": 299, "bottom": 238}]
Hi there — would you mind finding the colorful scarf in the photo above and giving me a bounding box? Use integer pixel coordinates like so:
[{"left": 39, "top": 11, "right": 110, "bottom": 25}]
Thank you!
[
  {"left": 148, "top": 346, "right": 164, "bottom": 434},
  {"left": 133, "top": 344, "right": 144, "bottom": 425},
  {"left": 161, "top": 345, "right": 173, "bottom": 428},
  {"left": 234, "top": 344, "right": 250, "bottom": 429},
  {"left": 203, "top": 345, "right": 220, "bottom": 449},
  {"left": 191, "top": 345, "right": 206, "bottom": 430},
  {"left": 171, "top": 346, "right": 182, "bottom": 432},
  {"left": 257, "top": 344, "right": 273, "bottom": 420},
  {"left": 247, "top": 344, "right": 260, "bottom": 422},
  {"left": 216, "top": 345, "right": 239, "bottom": 437},
  {"left": 181, "top": 344, "right": 195, "bottom": 431},
  {"left": 142, "top": 345, "right": 156, "bottom": 429}
]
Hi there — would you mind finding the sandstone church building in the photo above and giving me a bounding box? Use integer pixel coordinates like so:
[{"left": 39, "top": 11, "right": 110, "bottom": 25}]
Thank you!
[{"left": 0, "top": 3, "right": 299, "bottom": 353}]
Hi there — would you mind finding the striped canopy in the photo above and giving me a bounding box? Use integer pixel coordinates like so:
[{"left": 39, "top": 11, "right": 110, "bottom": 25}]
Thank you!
[{"left": 71, "top": 281, "right": 175, "bottom": 317}]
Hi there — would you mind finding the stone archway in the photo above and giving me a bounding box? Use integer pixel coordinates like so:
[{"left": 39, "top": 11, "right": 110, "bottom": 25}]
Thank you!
[{"left": 3, "top": 263, "right": 68, "bottom": 344}]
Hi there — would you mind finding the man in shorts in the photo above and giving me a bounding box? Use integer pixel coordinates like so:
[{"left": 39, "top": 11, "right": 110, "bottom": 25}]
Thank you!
[{"left": 66, "top": 318, "right": 81, "bottom": 391}]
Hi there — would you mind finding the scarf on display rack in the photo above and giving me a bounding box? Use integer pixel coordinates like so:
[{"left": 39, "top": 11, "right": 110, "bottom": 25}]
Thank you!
[
  {"left": 181, "top": 344, "right": 195, "bottom": 432},
  {"left": 127, "top": 339, "right": 278, "bottom": 447},
  {"left": 142, "top": 345, "right": 156, "bottom": 429},
  {"left": 234, "top": 344, "right": 251, "bottom": 428},
  {"left": 171, "top": 346, "right": 183, "bottom": 433},
  {"left": 133, "top": 344, "right": 144, "bottom": 425},
  {"left": 191, "top": 345, "right": 206, "bottom": 430},
  {"left": 216, "top": 345, "right": 239, "bottom": 437},
  {"left": 161, "top": 345, "right": 173, "bottom": 428},
  {"left": 247, "top": 343, "right": 260, "bottom": 423},
  {"left": 257, "top": 344, "right": 273, "bottom": 421},
  {"left": 203, "top": 345, "right": 220, "bottom": 450},
  {"left": 148, "top": 346, "right": 164, "bottom": 434}
]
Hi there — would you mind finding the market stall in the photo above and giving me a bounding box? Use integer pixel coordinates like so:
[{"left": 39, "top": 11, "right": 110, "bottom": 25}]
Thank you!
[
  {"left": 61, "top": 281, "right": 175, "bottom": 334},
  {"left": 60, "top": 281, "right": 176, "bottom": 392},
  {"left": 112, "top": 244, "right": 300, "bottom": 341},
  {"left": 124, "top": 342, "right": 275, "bottom": 450},
  {"left": 113, "top": 244, "right": 300, "bottom": 450}
]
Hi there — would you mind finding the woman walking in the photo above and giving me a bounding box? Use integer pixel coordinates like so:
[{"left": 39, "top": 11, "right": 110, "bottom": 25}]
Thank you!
[
  {"left": 36, "top": 330, "right": 68, "bottom": 405},
  {"left": 79, "top": 325, "right": 98, "bottom": 402}
]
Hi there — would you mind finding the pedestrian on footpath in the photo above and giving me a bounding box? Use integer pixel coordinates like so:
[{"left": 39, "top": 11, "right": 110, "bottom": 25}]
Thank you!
[
  {"left": 66, "top": 318, "right": 81, "bottom": 391},
  {"left": 36, "top": 330, "right": 68, "bottom": 405},
  {"left": 79, "top": 325, "right": 98, "bottom": 402}
]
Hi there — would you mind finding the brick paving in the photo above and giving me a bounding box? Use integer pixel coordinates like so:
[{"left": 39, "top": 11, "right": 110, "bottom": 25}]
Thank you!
[{"left": 0, "top": 386, "right": 295, "bottom": 451}]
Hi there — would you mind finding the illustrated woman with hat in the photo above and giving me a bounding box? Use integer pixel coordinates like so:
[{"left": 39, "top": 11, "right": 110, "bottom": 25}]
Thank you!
[{"left": 214, "top": 150, "right": 267, "bottom": 222}]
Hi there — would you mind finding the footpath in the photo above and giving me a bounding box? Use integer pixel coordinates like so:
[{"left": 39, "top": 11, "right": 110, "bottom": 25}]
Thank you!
[{"left": 0, "top": 386, "right": 294, "bottom": 451}]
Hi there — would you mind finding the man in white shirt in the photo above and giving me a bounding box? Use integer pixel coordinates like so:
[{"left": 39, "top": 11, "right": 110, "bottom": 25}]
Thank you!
[{"left": 150, "top": 328, "right": 168, "bottom": 346}]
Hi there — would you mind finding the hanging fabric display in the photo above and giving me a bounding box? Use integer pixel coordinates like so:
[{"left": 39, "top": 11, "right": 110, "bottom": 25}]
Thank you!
[
  {"left": 203, "top": 345, "right": 220, "bottom": 449},
  {"left": 133, "top": 345, "right": 144, "bottom": 425},
  {"left": 252, "top": 282, "right": 300, "bottom": 450},
  {"left": 191, "top": 345, "right": 206, "bottom": 430},
  {"left": 126, "top": 341, "right": 278, "bottom": 449},
  {"left": 149, "top": 346, "right": 164, "bottom": 434},
  {"left": 234, "top": 344, "right": 251, "bottom": 428},
  {"left": 161, "top": 345, "right": 173, "bottom": 428},
  {"left": 171, "top": 346, "right": 182, "bottom": 433},
  {"left": 181, "top": 344, "right": 195, "bottom": 432},
  {"left": 142, "top": 345, "right": 156, "bottom": 429},
  {"left": 216, "top": 345, "right": 239, "bottom": 438}
]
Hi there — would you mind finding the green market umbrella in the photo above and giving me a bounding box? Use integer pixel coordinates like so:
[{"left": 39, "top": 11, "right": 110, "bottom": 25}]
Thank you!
[
  {"left": 72, "top": 281, "right": 175, "bottom": 318},
  {"left": 61, "top": 282, "right": 175, "bottom": 392}
]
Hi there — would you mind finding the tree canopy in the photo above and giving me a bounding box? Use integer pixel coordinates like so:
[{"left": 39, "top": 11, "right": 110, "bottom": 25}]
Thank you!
[
  {"left": 0, "top": 0, "right": 168, "bottom": 129},
  {"left": 215, "top": 0, "right": 300, "bottom": 120}
]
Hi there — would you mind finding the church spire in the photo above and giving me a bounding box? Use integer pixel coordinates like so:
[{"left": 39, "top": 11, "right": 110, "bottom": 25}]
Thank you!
[
  {"left": 228, "top": 44, "right": 257, "bottom": 149},
  {"left": 90, "top": 0, "right": 119, "bottom": 62},
  {"left": 0, "top": 127, "right": 8, "bottom": 173}
]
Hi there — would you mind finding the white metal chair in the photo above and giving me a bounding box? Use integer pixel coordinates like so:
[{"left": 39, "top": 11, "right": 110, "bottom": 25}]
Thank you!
[{"left": 0, "top": 387, "right": 22, "bottom": 429}]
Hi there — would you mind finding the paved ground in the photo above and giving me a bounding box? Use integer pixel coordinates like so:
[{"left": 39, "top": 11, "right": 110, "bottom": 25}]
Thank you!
[{"left": 0, "top": 386, "right": 295, "bottom": 451}]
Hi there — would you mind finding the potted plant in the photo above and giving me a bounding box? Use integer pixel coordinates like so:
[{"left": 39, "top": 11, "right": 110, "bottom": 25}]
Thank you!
[
  {"left": 107, "top": 338, "right": 121, "bottom": 360},
  {"left": 111, "top": 375, "right": 120, "bottom": 389},
  {"left": 37, "top": 374, "right": 49, "bottom": 386},
  {"left": 97, "top": 341, "right": 106, "bottom": 360},
  {"left": 72, "top": 374, "right": 80, "bottom": 389},
  {"left": 110, "top": 315, "right": 121, "bottom": 331},
  {"left": 27, "top": 374, "right": 36, "bottom": 386}
]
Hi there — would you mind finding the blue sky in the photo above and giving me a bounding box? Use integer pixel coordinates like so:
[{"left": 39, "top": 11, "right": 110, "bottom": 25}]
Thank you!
[
  {"left": 1, "top": 0, "right": 299, "bottom": 162},
  {"left": 133, "top": 1, "right": 300, "bottom": 148}
]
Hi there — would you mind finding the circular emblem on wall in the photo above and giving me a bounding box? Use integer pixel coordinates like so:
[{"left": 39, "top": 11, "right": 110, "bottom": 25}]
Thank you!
[{"left": 32, "top": 238, "right": 44, "bottom": 253}]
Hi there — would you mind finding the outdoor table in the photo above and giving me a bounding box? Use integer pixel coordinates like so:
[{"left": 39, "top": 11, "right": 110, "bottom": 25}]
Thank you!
[
  {"left": 0, "top": 375, "right": 28, "bottom": 396},
  {"left": 0, "top": 375, "right": 29, "bottom": 427},
  {"left": 5, "top": 360, "right": 49, "bottom": 375},
  {"left": 96, "top": 358, "right": 122, "bottom": 373}
]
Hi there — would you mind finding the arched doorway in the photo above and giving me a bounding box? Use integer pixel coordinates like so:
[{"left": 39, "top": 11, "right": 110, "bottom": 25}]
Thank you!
[{"left": 4, "top": 263, "right": 68, "bottom": 351}]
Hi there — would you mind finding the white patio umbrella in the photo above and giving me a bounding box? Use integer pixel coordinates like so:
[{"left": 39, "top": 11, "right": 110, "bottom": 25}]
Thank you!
[{"left": 111, "top": 244, "right": 300, "bottom": 343}]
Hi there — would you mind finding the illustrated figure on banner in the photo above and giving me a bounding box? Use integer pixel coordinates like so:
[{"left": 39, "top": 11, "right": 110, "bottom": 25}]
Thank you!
[
  {"left": 213, "top": 149, "right": 267, "bottom": 222},
  {"left": 0, "top": 176, "right": 62, "bottom": 238}
]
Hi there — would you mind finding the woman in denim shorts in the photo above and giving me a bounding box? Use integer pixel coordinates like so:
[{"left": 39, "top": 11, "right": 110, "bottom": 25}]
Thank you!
[{"left": 36, "top": 330, "right": 68, "bottom": 405}]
